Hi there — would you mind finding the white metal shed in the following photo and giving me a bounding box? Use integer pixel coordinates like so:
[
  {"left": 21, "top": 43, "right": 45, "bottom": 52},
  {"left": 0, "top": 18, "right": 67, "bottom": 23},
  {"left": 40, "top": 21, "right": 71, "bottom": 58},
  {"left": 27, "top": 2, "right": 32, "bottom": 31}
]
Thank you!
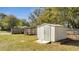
[{"left": 36, "top": 23, "right": 67, "bottom": 43}]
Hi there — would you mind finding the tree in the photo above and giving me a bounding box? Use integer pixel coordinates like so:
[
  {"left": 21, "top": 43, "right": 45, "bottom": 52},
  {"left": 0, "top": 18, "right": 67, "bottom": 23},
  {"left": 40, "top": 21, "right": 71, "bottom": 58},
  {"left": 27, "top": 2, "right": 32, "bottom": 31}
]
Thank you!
[
  {"left": 28, "top": 8, "right": 44, "bottom": 28},
  {"left": 29, "top": 7, "right": 79, "bottom": 29},
  {"left": 0, "top": 13, "right": 31, "bottom": 31},
  {"left": 62, "top": 7, "right": 79, "bottom": 29},
  {"left": 0, "top": 15, "right": 17, "bottom": 30},
  {"left": 0, "top": 13, "right": 7, "bottom": 19},
  {"left": 0, "top": 15, "right": 27, "bottom": 31},
  {"left": 29, "top": 7, "right": 65, "bottom": 27}
]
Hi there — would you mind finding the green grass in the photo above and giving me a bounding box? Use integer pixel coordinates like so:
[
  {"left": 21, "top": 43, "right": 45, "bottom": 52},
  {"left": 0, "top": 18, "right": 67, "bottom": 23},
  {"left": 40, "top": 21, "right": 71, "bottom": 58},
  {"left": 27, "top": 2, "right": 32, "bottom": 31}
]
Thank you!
[{"left": 0, "top": 34, "right": 79, "bottom": 51}]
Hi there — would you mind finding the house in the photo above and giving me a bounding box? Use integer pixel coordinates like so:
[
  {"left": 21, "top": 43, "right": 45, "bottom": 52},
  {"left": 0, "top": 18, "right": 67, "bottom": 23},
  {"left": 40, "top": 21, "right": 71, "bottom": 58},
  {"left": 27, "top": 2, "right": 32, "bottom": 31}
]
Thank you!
[{"left": 36, "top": 23, "right": 67, "bottom": 43}]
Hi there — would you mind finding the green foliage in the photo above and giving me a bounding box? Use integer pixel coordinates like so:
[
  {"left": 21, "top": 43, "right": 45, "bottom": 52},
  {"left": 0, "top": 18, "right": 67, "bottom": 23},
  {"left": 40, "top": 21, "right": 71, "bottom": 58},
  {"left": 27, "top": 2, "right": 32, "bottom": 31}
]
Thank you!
[
  {"left": 0, "top": 13, "right": 28, "bottom": 31},
  {"left": 28, "top": 8, "right": 44, "bottom": 28},
  {"left": 29, "top": 7, "right": 79, "bottom": 29},
  {"left": 0, "top": 15, "right": 17, "bottom": 30},
  {"left": 0, "top": 13, "right": 7, "bottom": 19}
]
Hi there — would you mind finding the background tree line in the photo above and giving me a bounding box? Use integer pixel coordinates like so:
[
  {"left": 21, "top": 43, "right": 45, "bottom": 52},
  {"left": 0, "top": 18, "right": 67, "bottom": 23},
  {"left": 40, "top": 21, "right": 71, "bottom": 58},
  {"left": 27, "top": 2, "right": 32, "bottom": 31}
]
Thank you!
[
  {"left": 0, "top": 7, "right": 79, "bottom": 31},
  {"left": 28, "top": 7, "right": 79, "bottom": 29},
  {"left": 0, "top": 13, "right": 28, "bottom": 31}
]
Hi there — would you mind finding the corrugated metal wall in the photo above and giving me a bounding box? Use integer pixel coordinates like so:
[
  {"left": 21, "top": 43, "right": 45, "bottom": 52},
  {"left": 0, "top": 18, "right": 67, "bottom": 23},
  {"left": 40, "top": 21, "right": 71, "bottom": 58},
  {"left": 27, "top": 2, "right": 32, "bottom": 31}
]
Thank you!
[
  {"left": 44, "top": 25, "right": 51, "bottom": 41},
  {"left": 37, "top": 26, "right": 44, "bottom": 41},
  {"left": 37, "top": 24, "right": 67, "bottom": 42}
]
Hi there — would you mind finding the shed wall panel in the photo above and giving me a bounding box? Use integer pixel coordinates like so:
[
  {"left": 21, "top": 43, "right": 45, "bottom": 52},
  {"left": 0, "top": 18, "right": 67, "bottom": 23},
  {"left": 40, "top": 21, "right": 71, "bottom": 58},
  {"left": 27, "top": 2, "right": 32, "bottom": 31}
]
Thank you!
[
  {"left": 37, "top": 24, "right": 67, "bottom": 43},
  {"left": 55, "top": 27, "right": 67, "bottom": 41},
  {"left": 37, "top": 26, "right": 44, "bottom": 41},
  {"left": 44, "top": 25, "right": 51, "bottom": 41},
  {"left": 51, "top": 27, "right": 55, "bottom": 42}
]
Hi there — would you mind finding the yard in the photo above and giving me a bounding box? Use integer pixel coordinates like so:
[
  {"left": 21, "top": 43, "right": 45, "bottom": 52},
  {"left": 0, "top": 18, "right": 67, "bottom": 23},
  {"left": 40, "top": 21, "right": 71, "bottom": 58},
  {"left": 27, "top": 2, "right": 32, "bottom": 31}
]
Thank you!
[{"left": 0, "top": 34, "right": 79, "bottom": 51}]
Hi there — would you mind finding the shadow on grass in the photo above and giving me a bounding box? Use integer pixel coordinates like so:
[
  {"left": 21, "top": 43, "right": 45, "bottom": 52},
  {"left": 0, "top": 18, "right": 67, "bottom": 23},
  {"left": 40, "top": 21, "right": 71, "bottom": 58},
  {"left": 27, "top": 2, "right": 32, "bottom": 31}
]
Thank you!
[{"left": 57, "top": 38, "right": 79, "bottom": 47}]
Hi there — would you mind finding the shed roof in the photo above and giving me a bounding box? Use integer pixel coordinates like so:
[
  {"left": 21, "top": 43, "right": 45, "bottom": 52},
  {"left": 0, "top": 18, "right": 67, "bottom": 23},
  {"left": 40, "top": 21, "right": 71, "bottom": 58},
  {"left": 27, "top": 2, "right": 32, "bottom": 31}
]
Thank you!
[{"left": 38, "top": 23, "right": 63, "bottom": 27}]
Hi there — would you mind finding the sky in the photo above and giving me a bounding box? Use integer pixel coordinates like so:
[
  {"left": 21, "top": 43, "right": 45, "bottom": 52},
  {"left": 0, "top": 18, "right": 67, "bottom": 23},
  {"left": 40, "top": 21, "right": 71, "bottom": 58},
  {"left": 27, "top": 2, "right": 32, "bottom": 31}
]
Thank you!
[{"left": 0, "top": 7, "right": 37, "bottom": 20}]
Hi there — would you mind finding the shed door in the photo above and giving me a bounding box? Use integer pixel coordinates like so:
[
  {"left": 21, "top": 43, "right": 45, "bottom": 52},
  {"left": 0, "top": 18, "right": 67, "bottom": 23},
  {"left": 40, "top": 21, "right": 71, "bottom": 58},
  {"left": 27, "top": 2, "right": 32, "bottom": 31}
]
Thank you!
[
  {"left": 37, "top": 27, "right": 44, "bottom": 41},
  {"left": 44, "top": 26, "right": 51, "bottom": 41}
]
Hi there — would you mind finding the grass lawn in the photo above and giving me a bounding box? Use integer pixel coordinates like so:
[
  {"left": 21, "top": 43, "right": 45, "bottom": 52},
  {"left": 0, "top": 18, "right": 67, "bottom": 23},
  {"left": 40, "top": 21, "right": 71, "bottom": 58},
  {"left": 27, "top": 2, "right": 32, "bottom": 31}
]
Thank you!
[{"left": 0, "top": 34, "right": 79, "bottom": 51}]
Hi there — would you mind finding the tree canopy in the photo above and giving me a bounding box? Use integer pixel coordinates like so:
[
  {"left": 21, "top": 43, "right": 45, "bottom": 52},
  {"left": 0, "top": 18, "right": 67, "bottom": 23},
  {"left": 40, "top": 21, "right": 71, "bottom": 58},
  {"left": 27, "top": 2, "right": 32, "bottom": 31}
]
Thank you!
[
  {"left": 1, "top": 7, "right": 79, "bottom": 31},
  {"left": 0, "top": 13, "right": 28, "bottom": 31},
  {"left": 28, "top": 7, "right": 79, "bottom": 29}
]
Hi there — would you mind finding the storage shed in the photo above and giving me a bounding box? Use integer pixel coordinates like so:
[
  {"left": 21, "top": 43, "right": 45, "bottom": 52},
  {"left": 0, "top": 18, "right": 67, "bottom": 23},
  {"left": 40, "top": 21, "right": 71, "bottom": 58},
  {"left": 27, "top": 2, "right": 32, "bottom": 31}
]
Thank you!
[{"left": 37, "top": 23, "right": 67, "bottom": 43}]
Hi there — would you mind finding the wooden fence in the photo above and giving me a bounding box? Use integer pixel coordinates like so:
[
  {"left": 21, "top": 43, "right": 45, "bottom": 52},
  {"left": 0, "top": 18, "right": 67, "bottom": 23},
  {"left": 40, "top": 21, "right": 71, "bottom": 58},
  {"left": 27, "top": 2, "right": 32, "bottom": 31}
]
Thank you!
[
  {"left": 11, "top": 28, "right": 24, "bottom": 34},
  {"left": 24, "top": 28, "right": 36, "bottom": 35},
  {"left": 67, "top": 28, "right": 79, "bottom": 35},
  {"left": 11, "top": 27, "right": 37, "bottom": 35}
]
